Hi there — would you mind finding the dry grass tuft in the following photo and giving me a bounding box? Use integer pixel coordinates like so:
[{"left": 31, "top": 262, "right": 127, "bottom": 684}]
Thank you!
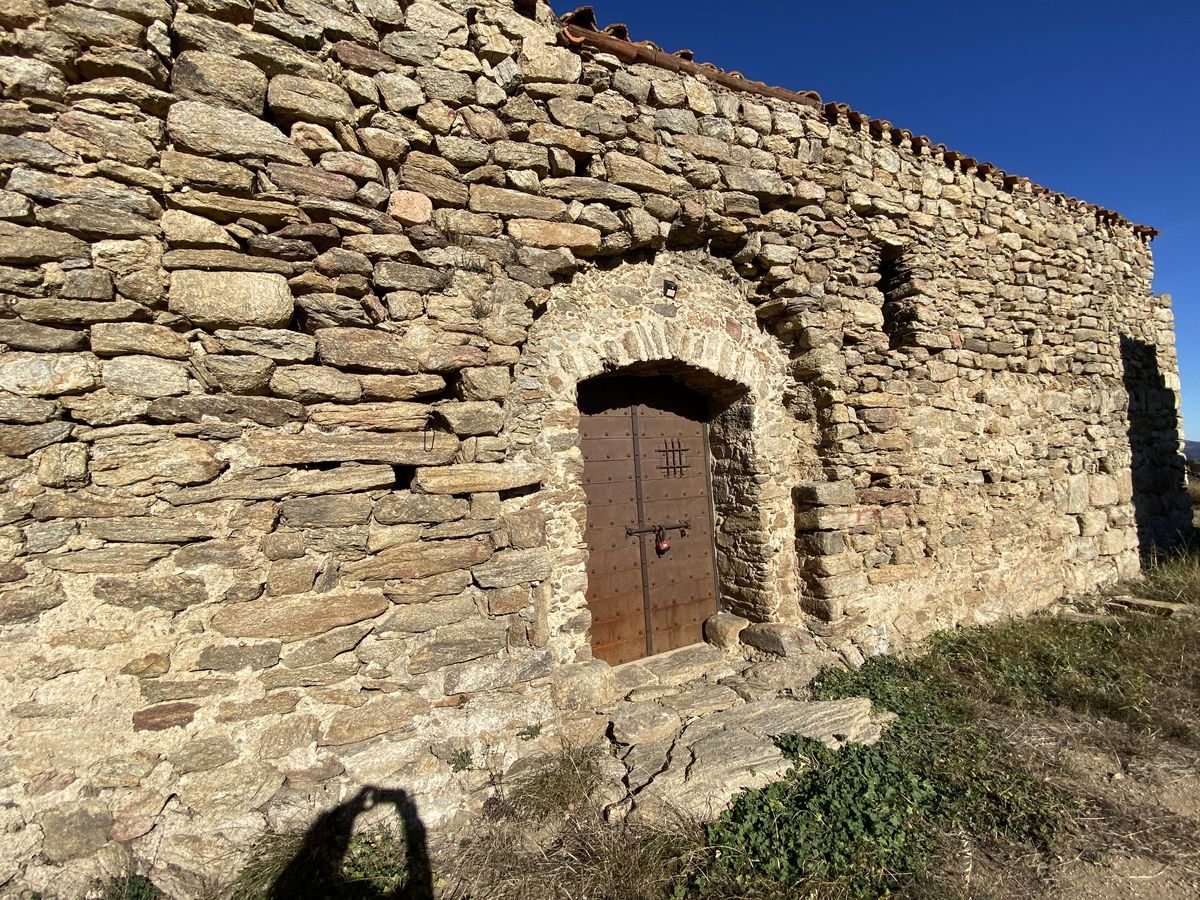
[
  {"left": 437, "top": 744, "right": 716, "bottom": 900},
  {"left": 1138, "top": 547, "right": 1200, "bottom": 605}
]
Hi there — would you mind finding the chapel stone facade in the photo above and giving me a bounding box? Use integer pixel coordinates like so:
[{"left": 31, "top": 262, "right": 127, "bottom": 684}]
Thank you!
[{"left": 0, "top": 0, "right": 1189, "bottom": 893}]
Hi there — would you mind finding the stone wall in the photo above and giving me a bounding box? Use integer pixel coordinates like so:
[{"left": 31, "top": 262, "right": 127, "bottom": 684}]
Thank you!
[{"left": 0, "top": 0, "right": 1188, "bottom": 893}]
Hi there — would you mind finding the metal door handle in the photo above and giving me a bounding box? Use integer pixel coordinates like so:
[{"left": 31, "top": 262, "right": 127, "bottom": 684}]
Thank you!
[{"left": 625, "top": 521, "right": 690, "bottom": 538}]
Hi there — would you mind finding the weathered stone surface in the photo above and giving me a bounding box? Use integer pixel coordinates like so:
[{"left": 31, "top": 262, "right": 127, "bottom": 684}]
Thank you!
[
  {"left": 315, "top": 327, "right": 416, "bottom": 372},
  {"left": 211, "top": 592, "right": 388, "bottom": 642},
  {"left": 214, "top": 327, "right": 316, "bottom": 361},
  {"left": 387, "top": 190, "right": 433, "bottom": 225},
  {"left": 342, "top": 536, "right": 492, "bottom": 582},
  {"left": 307, "top": 401, "right": 426, "bottom": 431},
  {"left": 133, "top": 701, "right": 198, "bottom": 731},
  {"left": 319, "top": 692, "right": 428, "bottom": 745},
  {"left": 471, "top": 548, "right": 552, "bottom": 588},
  {"left": 163, "top": 463, "right": 394, "bottom": 505},
  {"left": 0, "top": 353, "right": 100, "bottom": 397},
  {"left": 95, "top": 574, "right": 207, "bottom": 612},
  {"left": 172, "top": 51, "right": 267, "bottom": 114},
  {"left": 413, "top": 463, "right": 545, "bottom": 494},
  {"left": 281, "top": 493, "right": 373, "bottom": 527},
  {"left": 0, "top": 321, "right": 86, "bottom": 352},
  {"left": 147, "top": 395, "right": 305, "bottom": 426},
  {"left": 39, "top": 801, "right": 113, "bottom": 863},
  {"left": 611, "top": 702, "right": 681, "bottom": 746},
  {"left": 166, "top": 100, "right": 308, "bottom": 163},
  {"left": 199, "top": 354, "right": 275, "bottom": 394},
  {"left": 269, "top": 365, "right": 361, "bottom": 403},
  {"left": 169, "top": 270, "right": 294, "bottom": 328},
  {"left": 378, "top": 589, "right": 475, "bottom": 634},
  {"left": 91, "top": 437, "right": 224, "bottom": 487},
  {"left": 196, "top": 642, "right": 282, "bottom": 673},
  {"left": 244, "top": 431, "right": 457, "bottom": 466},
  {"left": 739, "top": 623, "right": 818, "bottom": 658},
  {"left": 90, "top": 323, "right": 190, "bottom": 360},
  {"left": 408, "top": 618, "right": 508, "bottom": 674},
  {"left": 0, "top": 582, "right": 66, "bottom": 625},
  {"left": 0, "top": 222, "right": 89, "bottom": 263},
  {"left": 101, "top": 355, "right": 190, "bottom": 398},
  {"left": 268, "top": 75, "right": 355, "bottom": 126},
  {"left": 518, "top": 40, "right": 582, "bottom": 84},
  {"left": 507, "top": 219, "right": 601, "bottom": 254},
  {"left": 434, "top": 401, "right": 504, "bottom": 436},
  {"left": 468, "top": 184, "right": 567, "bottom": 220},
  {"left": 703, "top": 612, "right": 750, "bottom": 653}
]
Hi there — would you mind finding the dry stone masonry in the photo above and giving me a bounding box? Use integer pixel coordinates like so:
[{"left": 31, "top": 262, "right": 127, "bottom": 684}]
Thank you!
[{"left": 0, "top": 0, "right": 1189, "bottom": 893}]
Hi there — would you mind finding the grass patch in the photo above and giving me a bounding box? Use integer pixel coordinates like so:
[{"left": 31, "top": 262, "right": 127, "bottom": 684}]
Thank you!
[{"left": 700, "top": 652, "right": 1074, "bottom": 899}]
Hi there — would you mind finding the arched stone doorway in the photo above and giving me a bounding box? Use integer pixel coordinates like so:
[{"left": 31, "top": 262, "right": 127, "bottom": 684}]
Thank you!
[{"left": 505, "top": 257, "right": 806, "bottom": 666}]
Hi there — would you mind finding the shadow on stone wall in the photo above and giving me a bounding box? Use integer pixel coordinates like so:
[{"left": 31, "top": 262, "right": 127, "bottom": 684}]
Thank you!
[
  {"left": 268, "top": 786, "right": 432, "bottom": 900},
  {"left": 1119, "top": 334, "right": 1194, "bottom": 557}
]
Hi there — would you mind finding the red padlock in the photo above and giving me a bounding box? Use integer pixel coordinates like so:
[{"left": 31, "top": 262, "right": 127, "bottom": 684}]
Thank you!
[{"left": 655, "top": 529, "right": 671, "bottom": 556}]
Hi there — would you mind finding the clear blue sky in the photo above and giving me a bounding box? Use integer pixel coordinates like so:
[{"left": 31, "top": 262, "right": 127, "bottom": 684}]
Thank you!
[{"left": 580, "top": 0, "right": 1200, "bottom": 438}]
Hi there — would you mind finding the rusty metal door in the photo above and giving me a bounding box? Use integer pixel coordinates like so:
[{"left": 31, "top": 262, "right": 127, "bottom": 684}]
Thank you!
[{"left": 579, "top": 376, "right": 719, "bottom": 666}]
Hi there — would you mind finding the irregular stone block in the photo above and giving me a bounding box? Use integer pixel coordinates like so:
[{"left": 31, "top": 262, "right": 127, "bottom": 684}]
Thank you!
[
  {"left": 163, "top": 463, "right": 395, "bottom": 505},
  {"left": 133, "top": 701, "right": 198, "bottom": 731},
  {"left": 171, "top": 51, "right": 267, "bottom": 114},
  {"left": 281, "top": 493, "right": 373, "bottom": 528},
  {"left": 196, "top": 642, "right": 282, "bottom": 672},
  {"left": 90, "top": 437, "right": 224, "bottom": 488},
  {"left": 518, "top": 40, "right": 581, "bottom": 84},
  {"left": 342, "top": 535, "right": 492, "bottom": 582},
  {"left": 471, "top": 548, "right": 551, "bottom": 588},
  {"left": 270, "top": 365, "right": 361, "bottom": 404},
  {"left": 243, "top": 431, "right": 457, "bottom": 466},
  {"left": 413, "top": 462, "right": 545, "bottom": 494},
  {"left": 306, "top": 401, "right": 425, "bottom": 431},
  {"left": 38, "top": 544, "right": 172, "bottom": 574},
  {"left": 199, "top": 354, "right": 274, "bottom": 394},
  {"left": 90, "top": 323, "right": 190, "bottom": 360},
  {"left": 0, "top": 421, "right": 71, "bottom": 457},
  {"left": 0, "top": 352, "right": 99, "bottom": 397},
  {"left": 316, "top": 327, "right": 417, "bottom": 372},
  {"left": 319, "top": 692, "right": 429, "bottom": 746},
  {"left": 703, "top": 611, "right": 750, "bottom": 653},
  {"left": 101, "top": 356, "right": 190, "bottom": 399},
  {"left": 374, "top": 492, "right": 469, "bottom": 525},
  {"left": 507, "top": 219, "right": 601, "bottom": 254},
  {"left": 408, "top": 618, "right": 508, "bottom": 674},
  {"left": 0, "top": 321, "right": 86, "bottom": 352},
  {"left": 739, "top": 623, "right": 817, "bottom": 658},
  {"left": 0, "top": 581, "right": 66, "bottom": 625},
  {"left": 38, "top": 801, "right": 113, "bottom": 863},
  {"left": 169, "top": 270, "right": 294, "bottom": 328},
  {"left": 166, "top": 100, "right": 308, "bottom": 164},
  {"left": 211, "top": 592, "right": 388, "bottom": 642},
  {"left": 468, "top": 184, "right": 567, "bottom": 219},
  {"left": 148, "top": 395, "right": 304, "bottom": 426},
  {"left": 214, "top": 327, "right": 316, "bottom": 361},
  {"left": 378, "top": 589, "right": 476, "bottom": 634},
  {"left": 267, "top": 74, "right": 354, "bottom": 125},
  {"left": 610, "top": 702, "right": 681, "bottom": 746},
  {"left": 434, "top": 400, "right": 504, "bottom": 436}
]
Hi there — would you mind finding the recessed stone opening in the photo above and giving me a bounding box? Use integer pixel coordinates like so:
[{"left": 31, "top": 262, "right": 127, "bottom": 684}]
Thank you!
[{"left": 508, "top": 258, "right": 805, "bottom": 667}]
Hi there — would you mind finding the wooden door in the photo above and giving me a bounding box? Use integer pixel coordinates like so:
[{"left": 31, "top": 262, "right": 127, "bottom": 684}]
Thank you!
[{"left": 579, "top": 376, "right": 719, "bottom": 666}]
